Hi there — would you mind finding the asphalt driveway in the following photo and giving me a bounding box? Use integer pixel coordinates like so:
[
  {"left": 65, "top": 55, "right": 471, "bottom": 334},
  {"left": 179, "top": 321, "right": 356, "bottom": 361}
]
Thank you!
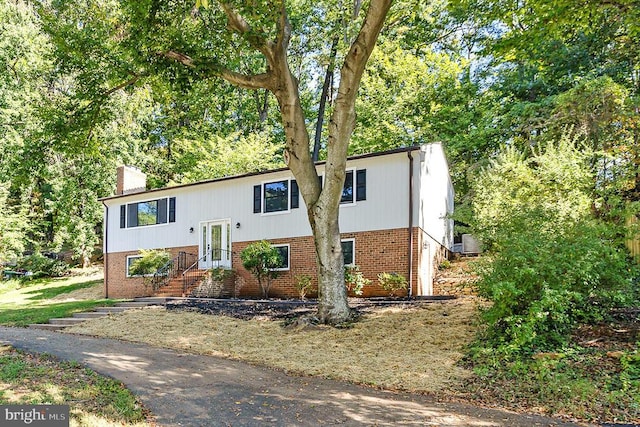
[{"left": 0, "top": 327, "right": 585, "bottom": 426}]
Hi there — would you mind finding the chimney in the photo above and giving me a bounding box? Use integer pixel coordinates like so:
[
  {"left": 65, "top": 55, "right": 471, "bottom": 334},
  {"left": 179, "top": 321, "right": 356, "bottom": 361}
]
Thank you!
[{"left": 116, "top": 166, "right": 147, "bottom": 195}]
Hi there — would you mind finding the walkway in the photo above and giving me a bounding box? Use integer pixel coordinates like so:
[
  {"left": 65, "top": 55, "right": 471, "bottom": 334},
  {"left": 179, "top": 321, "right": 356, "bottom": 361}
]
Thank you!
[{"left": 0, "top": 327, "right": 585, "bottom": 427}]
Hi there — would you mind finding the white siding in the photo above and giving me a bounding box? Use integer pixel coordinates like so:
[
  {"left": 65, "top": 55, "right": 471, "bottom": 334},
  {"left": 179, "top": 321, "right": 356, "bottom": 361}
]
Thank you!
[
  {"left": 417, "top": 143, "right": 454, "bottom": 249},
  {"left": 103, "top": 152, "right": 415, "bottom": 254}
]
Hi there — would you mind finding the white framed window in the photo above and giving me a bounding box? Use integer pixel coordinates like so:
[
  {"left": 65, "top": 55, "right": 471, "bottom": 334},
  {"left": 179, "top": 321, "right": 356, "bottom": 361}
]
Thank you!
[
  {"left": 271, "top": 244, "right": 290, "bottom": 271},
  {"left": 120, "top": 197, "right": 176, "bottom": 228},
  {"left": 125, "top": 255, "right": 143, "bottom": 277},
  {"left": 341, "top": 168, "right": 366, "bottom": 205},
  {"left": 341, "top": 239, "right": 355, "bottom": 266}
]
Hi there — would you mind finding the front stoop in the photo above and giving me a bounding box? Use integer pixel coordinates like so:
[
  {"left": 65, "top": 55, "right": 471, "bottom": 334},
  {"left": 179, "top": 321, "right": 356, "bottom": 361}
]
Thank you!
[{"left": 28, "top": 297, "right": 168, "bottom": 330}]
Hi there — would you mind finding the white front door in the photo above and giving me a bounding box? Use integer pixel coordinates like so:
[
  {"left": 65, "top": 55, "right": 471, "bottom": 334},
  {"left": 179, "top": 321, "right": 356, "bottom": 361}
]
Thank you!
[{"left": 199, "top": 220, "right": 231, "bottom": 269}]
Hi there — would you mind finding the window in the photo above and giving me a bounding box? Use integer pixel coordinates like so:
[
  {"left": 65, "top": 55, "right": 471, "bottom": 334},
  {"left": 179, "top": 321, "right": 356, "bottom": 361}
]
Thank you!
[
  {"left": 341, "top": 169, "right": 367, "bottom": 205},
  {"left": 254, "top": 179, "right": 301, "bottom": 214},
  {"left": 272, "top": 244, "right": 290, "bottom": 270},
  {"left": 126, "top": 255, "right": 142, "bottom": 277},
  {"left": 120, "top": 197, "right": 176, "bottom": 228},
  {"left": 264, "top": 180, "right": 289, "bottom": 213},
  {"left": 341, "top": 239, "right": 355, "bottom": 266}
]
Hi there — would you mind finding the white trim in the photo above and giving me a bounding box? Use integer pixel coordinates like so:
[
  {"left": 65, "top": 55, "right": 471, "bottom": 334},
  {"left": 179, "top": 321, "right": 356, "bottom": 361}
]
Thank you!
[
  {"left": 339, "top": 168, "right": 357, "bottom": 206},
  {"left": 260, "top": 178, "right": 292, "bottom": 216},
  {"left": 271, "top": 243, "right": 290, "bottom": 271},
  {"left": 124, "top": 197, "right": 171, "bottom": 228},
  {"left": 125, "top": 255, "right": 144, "bottom": 277},
  {"left": 198, "top": 218, "right": 232, "bottom": 269},
  {"left": 341, "top": 238, "right": 355, "bottom": 266}
]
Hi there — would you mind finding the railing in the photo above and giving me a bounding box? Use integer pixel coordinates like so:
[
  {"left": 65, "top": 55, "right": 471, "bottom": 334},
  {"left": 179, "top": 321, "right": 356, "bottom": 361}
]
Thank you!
[
  {"left": 182, "top": 249, "right": 233, "bottom": 295},
  {"left": 152, "top": 251, "right": 198, "bottom": 292}
]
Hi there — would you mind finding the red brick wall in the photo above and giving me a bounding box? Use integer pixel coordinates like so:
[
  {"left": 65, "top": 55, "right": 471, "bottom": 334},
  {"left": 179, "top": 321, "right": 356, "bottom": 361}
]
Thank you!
[
  {"left": 232, "top": 228, "right": 421, "bottom": 298},
  {"left": 105, "top": 245, "right": 197, "bottom": 299},
  {"left": 105, "top": 228, "right": 436, "bottom": 299}
]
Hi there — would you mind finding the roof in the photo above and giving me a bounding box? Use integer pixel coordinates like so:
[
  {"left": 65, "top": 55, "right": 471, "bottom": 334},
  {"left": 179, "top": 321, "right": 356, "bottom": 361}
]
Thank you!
[{"left": 99, "top": 145, "right": 427, "bottom": 202}]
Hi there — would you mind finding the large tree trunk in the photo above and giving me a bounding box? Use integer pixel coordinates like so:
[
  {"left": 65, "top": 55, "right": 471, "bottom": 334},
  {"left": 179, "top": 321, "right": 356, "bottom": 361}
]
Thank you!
[{"left": 216, "top": 0, "right": 392, "bottom": 324}]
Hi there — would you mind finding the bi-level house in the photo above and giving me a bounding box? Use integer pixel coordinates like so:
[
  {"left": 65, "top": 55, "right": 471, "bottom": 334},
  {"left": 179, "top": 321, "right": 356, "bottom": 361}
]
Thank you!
[{"left": 100, "top": 144, "right": 454, "bottom": 299}]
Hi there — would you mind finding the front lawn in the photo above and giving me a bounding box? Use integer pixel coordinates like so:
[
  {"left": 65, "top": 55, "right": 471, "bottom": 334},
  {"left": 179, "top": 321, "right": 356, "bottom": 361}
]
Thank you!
[
  {"left": 0, "top": 345, "right": 151, "bottom": 426},
  {"left": 0, "top": 268, "right": 116, "bottom": 326}
]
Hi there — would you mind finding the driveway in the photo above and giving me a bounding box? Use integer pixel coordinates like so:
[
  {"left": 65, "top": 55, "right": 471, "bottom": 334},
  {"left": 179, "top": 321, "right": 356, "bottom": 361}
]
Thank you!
[{"left": 0, "top": 327, "right": 585, "bottom": 426}]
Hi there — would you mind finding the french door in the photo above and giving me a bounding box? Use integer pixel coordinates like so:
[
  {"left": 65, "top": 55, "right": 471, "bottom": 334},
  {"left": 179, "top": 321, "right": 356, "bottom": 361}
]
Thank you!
[{"left": 199, "top": 220, "right": 231, "bottom": 269}]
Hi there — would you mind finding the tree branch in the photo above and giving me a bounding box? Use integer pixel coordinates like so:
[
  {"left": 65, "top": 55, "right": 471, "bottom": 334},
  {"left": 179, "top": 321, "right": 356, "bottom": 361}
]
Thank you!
[{"left": 219, "top": 68, "right": 274, "bottom": 90}]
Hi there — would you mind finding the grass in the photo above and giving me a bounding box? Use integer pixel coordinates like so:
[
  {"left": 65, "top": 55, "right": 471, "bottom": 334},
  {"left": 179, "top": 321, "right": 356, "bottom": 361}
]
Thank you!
[
  {"left": 65, "top": 300, "right": 479, "bottom": 394},
  {"left": 0, "top": 269, "right": 117, "bottom": 326},
  {"left": 0, "top": 345, "right": 151, "bottom": 426}
]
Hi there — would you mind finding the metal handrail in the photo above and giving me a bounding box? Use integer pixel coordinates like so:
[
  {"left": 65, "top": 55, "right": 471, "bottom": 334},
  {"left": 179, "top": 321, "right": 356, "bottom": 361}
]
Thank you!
[
  {"left": 182, "top": 249, "right": 233, "bottom": 294},
  {"left": 152, "top": 251, "right": 198, "bottom": 291}
]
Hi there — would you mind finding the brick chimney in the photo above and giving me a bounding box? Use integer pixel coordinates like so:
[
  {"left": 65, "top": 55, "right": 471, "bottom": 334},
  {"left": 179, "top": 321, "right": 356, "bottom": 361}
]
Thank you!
[{"left": 116, "top": 166, "right": 147, "bottom": 195}]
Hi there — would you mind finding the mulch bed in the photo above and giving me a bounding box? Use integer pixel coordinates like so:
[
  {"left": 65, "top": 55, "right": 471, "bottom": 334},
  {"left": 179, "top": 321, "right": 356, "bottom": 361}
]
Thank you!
[{"left": 166, "top": 297, "right": 454, "bottom": 321}]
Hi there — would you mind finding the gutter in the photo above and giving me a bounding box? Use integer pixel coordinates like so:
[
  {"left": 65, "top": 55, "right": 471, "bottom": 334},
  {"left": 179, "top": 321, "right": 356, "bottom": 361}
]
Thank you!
[
  {"left": 101, "top": 201, "right": 109, "bottom": 299},
  {"left": 407, "top": 151, "right": 414, "bottom": 298}
]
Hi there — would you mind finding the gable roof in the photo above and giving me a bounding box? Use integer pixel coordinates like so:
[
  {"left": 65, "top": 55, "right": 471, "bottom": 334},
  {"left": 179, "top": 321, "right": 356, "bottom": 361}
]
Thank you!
[{"left": 100, "top": 145, "right": 425, "bottom": 202}]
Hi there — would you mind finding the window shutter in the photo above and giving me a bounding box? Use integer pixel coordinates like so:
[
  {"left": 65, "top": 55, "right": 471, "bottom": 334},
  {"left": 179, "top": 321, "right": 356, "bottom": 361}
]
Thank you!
[
  {"left": 127, "top": 203, "right": 138, "bottom": 227},
  {"left": 119, "top": 205, "right": 126, "bottom": 228},
  {"left": 291, "top": 180, "right": 299, "bottom": 209},
  {"left": 356, "top": 169, "right": 366, "bottom": 201},
  {"left": 169, "top": 197, "right": 176, "bottom": 222},
  {"left": 157, "top": 198, "right": 168, "bottom": 224},
  {"left": 253, "top": 185, "right": 262, "bottom": 213}
]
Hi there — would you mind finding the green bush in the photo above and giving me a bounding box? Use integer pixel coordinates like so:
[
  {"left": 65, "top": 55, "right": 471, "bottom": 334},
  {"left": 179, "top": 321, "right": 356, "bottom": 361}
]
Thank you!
[
  {"left": 294, "top": 274, "right": 316, "bottom": 299},
  {"left": 377, "top": 272, "right": 408, "bottom": 296},
  {"left": 471, "top": 138, "right": 637, "bottom": 355},
  {"left": 344, "top": 265, "right": 370, "bottom": 296},
  {"left": 16, "top": 253, "right": 69, "bottom": 279},
  {"left": 128, "top": 249, "right": 171, "bottom": 277},
  {"left": 240, "top": 240, "right": 282, "bottom": 298}
]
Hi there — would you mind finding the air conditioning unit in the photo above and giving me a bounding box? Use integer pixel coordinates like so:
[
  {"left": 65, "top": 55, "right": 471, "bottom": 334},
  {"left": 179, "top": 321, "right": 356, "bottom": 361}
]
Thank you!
[{"left": 461, "top": 234, "right": 481, "bottom": 254}]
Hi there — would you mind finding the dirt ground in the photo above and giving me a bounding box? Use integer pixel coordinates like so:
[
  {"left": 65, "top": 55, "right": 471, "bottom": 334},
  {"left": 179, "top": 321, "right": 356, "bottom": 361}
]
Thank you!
[{"left": 66, "top": 297, "right": 483, "bottom": 395}]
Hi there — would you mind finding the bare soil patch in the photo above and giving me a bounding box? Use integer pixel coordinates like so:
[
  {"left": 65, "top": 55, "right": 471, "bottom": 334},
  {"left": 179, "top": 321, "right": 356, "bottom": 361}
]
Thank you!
[{"left": 66, "top": 297, "right": 482, "bottom": 394}]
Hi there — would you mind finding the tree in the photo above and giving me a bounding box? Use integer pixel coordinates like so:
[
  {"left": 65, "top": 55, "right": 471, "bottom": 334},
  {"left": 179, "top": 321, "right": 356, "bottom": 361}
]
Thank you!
[
  {"left": 240, "top": 240, "right": 283, "bottom": 298},
  {"left": 471, "top": 137, "right": 636, "bottom": 353},
  {"left": 37, "top": 0, "right": 393, "bottom": 324}
]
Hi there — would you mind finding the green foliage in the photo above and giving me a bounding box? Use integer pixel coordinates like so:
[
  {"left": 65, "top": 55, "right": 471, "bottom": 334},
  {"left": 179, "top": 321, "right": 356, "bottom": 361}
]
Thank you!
[
  {"left": 0, "top": 347, "right": 147, "bottom": 423},
  {"left": 240, "top": 241, "right": 282, "bottom": 298},
  {"left": 471, "top": 137, "right": 637, "bottom": 354},
  {"left": 16, "top": 253, "right": 69, "bottom": 279},
  {"left": 344, "top": 265, "right": 370, "bottom": 296},
  {"left": 464, "top": 348, "right": 640, "bottom": 423},
  {"left": 377, "top": 272, "right": 408, "bottom": 296},
  {"left": 0, "top": 183, "right": 28, "bottom": 264},
  {"left": 294, "top": 274, "right": 316, "bottom": 299},
  {"left": 128, "top": 249, "right": 171, "bottom": 277}
]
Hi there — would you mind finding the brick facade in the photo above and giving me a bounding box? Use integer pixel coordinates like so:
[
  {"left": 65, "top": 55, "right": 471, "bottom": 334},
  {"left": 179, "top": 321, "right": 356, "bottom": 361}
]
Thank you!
[
  {"left": 105, "top": 245, "right": 197, "bottom": 299},
  {"left": 105, "top": 228, "right": 444, "bottom": 299}
]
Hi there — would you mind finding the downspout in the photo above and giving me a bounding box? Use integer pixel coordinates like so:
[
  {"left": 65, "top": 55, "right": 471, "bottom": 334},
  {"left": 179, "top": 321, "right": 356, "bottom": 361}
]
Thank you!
[
  {"left": 407, "top": 151, "right": 414, "bottom": 298},
  {"left": 101, "top": 201, "right": 109, "bottom": 299}
]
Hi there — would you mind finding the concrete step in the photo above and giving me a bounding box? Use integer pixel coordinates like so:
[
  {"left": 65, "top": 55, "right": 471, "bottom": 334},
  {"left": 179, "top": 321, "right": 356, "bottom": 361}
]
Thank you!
[
  {"left": 94, "top": 307, "right": 132, "bottom": 313},
  {"left": 73, "top": 312, "right": 110, "bottom": 319},
  {"left": 134, "top": 297, "right": 168, "bottom": 304},
  {"left": 49, "top": 318, "right": 88, "bottom": 325},
  {"left": 115, "top": 301, "right": 156, "bottom": 308},
  {"left": 29, "top": 324, "right": 68, "bottom": 331}
]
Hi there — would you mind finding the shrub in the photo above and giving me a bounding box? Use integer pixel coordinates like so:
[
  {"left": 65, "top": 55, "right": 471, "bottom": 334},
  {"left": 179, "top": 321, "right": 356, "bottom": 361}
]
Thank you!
[
  {"left": 377, "top": 272, "right": 408, "bottom": 297},
  {"left": 16, "top": 253, "right": 69, "bottom": 279},
  {"left": 240, "top": 241, "right": 282, "bottom": 298},
  {"left": 344, "top": 265, "right": 370, "bottom": 296},
  {"left": 294, "top": 274, "right": 316, "bottom": 299},
  {"left": 470, "top": 138, "right": 637, "bottom": 355},
  {"left": 128, "top": 249, "right": 171, "bottom": 277}
]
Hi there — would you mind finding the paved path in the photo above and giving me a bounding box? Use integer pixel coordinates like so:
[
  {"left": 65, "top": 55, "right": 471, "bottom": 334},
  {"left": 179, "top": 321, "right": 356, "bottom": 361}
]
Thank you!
[{"left": 0, "top": 327, "right": 586, "bottom": 427}]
